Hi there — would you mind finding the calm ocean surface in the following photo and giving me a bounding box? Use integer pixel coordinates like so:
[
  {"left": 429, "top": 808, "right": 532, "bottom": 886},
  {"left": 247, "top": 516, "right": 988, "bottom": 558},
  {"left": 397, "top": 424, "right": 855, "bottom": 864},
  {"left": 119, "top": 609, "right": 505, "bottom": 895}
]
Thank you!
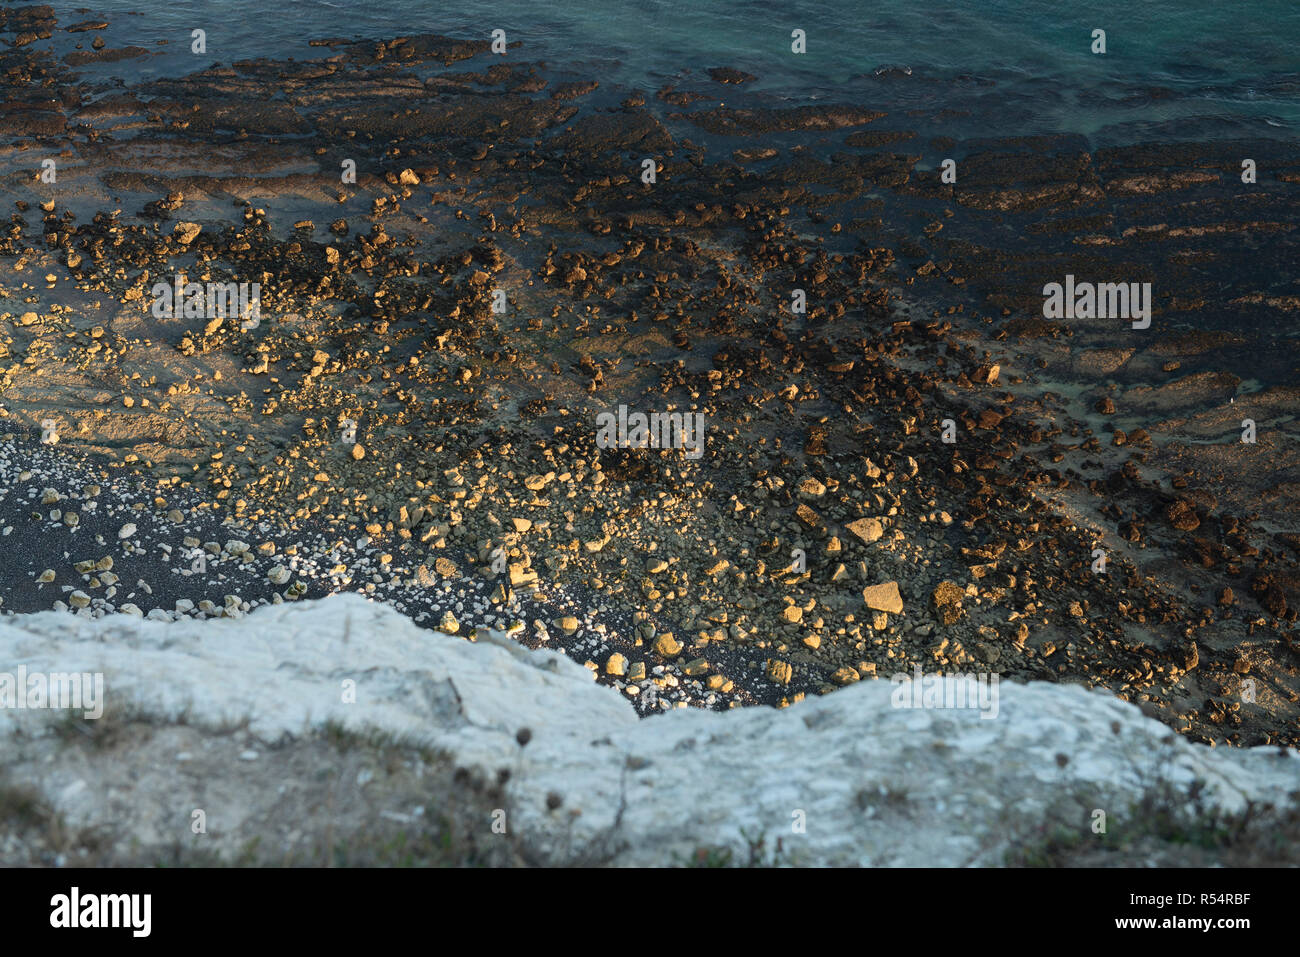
[{"left": 49, "top": 0, "right": 1300, "bottom": 145}]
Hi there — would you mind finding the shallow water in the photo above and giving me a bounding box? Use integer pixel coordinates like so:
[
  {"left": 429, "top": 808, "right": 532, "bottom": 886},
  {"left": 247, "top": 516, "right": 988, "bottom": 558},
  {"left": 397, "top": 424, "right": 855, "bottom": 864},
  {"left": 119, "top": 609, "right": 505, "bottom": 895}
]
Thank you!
[{"left": 51, "top": 0, "right": 1300, "bottom": 144}]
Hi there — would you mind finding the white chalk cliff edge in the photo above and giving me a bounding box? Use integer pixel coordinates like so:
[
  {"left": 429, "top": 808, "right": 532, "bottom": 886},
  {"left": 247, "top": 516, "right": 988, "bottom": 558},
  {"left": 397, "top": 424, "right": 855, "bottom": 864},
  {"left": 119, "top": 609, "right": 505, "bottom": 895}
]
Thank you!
[{"left": 2, "top": 593, "right": 1297, "bottom": 865}]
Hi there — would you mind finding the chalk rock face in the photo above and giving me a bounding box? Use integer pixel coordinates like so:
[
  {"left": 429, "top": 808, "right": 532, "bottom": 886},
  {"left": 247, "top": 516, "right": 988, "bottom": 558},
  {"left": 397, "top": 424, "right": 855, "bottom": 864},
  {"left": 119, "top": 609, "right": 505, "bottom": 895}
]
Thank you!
[{"left": 1, "top": 594, "right": 1296, "bottom": 866}]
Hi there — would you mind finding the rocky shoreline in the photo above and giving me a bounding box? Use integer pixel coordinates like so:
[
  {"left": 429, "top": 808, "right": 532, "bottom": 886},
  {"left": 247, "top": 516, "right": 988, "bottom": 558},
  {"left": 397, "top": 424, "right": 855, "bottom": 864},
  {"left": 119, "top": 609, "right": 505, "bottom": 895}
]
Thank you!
[{"left": 0, "top": 4, "right": 1297, "bottom": 749}]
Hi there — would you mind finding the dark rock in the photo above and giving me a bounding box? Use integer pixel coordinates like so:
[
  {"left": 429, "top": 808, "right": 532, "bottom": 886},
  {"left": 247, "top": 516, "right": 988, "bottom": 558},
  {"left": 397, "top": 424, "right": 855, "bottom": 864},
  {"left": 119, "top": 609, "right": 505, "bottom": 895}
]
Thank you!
[
  {"left": 1166, "top": 499, "right": 1201, "bottom": 532},
  {"left": 707, "top": 67, "right": 757, "bottom": 85}
]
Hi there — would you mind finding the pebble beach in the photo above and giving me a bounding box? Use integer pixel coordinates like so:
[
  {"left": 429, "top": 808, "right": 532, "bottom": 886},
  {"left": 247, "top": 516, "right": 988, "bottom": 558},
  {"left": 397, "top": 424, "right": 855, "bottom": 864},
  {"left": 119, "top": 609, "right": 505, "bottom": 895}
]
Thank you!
[{"left": 0, "top": 1, "right": 1298, "bottom": 747}]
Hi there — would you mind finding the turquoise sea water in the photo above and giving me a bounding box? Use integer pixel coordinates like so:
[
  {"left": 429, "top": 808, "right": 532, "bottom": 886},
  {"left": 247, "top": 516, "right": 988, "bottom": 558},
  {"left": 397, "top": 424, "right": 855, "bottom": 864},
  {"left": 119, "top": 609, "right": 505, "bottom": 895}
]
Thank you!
[{"left": 50, "top": 0, "right": 1300, "bottom": 144}]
